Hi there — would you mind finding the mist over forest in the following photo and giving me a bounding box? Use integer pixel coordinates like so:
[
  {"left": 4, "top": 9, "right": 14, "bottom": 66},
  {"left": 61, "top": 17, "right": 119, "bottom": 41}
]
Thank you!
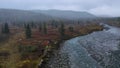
[{"left": 0, "top": 0, "right": 120, "bottom": 68}]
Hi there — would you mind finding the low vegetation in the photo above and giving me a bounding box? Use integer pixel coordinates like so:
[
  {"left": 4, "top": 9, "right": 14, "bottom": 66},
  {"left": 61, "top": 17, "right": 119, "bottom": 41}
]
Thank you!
[{"left": 0, "top": 20, "right": 103, "bottom": 68}]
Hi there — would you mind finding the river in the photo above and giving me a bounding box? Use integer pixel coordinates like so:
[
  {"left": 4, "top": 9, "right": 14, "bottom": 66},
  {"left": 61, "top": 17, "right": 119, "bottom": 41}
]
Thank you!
[{"left": 46, "top": 24, "right": 120, "bottom": 68}]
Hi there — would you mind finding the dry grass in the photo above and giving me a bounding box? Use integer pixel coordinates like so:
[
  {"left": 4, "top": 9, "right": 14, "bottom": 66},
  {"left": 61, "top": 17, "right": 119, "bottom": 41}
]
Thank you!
[
  {"left": 0, "top": 23, "right": 103, "bottom": 68},
  {"left": 0, "top": 32, "right": 24, "bottom": 68}
]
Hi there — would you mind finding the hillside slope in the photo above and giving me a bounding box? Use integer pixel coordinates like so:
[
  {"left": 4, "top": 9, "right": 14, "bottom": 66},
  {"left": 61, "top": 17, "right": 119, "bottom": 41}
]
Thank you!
[
  {"left": 32, "top": 10, "right": 96, "bottom": 20},
  {"left": 0, "top": 9, "right": 53, "bottom": 23}
]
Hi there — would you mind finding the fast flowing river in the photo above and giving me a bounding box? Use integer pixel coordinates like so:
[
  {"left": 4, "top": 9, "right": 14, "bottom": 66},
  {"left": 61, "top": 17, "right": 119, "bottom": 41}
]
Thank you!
[{"left": 46, "top": 24, "right": 120, "bottom": 68}]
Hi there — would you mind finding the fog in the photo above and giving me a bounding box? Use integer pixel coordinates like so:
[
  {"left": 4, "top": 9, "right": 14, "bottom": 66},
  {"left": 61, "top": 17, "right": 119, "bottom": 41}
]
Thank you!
[{"left": 0, "top": 0, "right": 120, "bottom": 17}]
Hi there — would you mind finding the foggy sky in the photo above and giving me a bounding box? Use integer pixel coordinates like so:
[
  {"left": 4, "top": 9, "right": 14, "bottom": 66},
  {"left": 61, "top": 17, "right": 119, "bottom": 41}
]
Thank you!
[{"left": 0, "top": 0, "right": 120, "bottom": 17}]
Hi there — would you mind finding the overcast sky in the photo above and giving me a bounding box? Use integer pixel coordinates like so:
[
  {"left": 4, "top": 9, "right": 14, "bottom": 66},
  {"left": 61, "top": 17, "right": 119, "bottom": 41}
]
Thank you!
[{"left": 0, "top": 0, "right": 120, "bottom": 17}]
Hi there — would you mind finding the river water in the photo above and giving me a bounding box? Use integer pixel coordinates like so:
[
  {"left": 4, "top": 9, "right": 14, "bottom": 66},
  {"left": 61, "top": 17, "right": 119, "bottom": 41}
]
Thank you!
[{"left": 47, "top": 24, "right": 120, "bottom": 68}]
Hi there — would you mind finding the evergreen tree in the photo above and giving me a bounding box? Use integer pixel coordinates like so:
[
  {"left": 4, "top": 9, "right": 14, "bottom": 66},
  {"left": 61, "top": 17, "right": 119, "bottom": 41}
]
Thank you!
[
  {"left": 59, "top": 23, "right": 65, "bottom": 39},
  {"left": 1, "top": 25, "right": 4, "bottom": 33},
  {"left": 38, "top": 23, "right": 42, "bottom": 32},
  {"left": 31, "top": 22, "right": 34, "bottom": 28},
  {"left": 25, "top": 24, "right": 32, "bottom": 39},
  {"left": 43, "top": 23, "right": 47, "bottom": 34},
  {"left": 24, "top": 23, "right": 27, "bottom": 28},
  {"left": 30, "top": 22, "right": 36, "bottom": 28},
  {"left": 2, "top": 23, "right": 10, "bottom": 34},
  {"left": 68, "top": 26, "right": 74, "bottom": 32},
  {"left": 51, "top": 20, "right": 58, "bottom": 28}
]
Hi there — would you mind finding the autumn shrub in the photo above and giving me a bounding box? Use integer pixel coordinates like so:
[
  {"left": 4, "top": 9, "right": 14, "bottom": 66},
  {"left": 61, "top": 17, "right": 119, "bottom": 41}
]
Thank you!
[
  {"left": 0, "top": 34, "right": 10, "bottom": 42},
  {"left": 0, "top": 64, "right": 2, "bottom": 68},
  {"left": 68, "top": 26, "right": 74, "bottom": 32},
  {"left": 19, "top": 45, "right": 38, "bottom": 53},
  {"left": 18, "top": 45, "right": 41, "bottom": 60},
  {"left": 79, "top": 23, "right": 103, "bottom": 35},
  {"left": 17, "top": 60, "right": 37, "bottom": 68},
  {"left": 63, "top": 35, "right": 72, "bottom": 40}
]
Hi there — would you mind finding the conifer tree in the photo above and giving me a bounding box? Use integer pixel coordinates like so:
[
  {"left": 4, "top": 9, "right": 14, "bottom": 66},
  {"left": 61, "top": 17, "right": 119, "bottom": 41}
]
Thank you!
[
  {"left": 68, "top": 26, "right": 74, "bottom": 32},
  {"left": 38, "top": 23, "right": 42, "bottom": 32},
  {"left": 43, "top": 23, "right": 47, "bottom": 34},
  {"left": 59, "top": 23, "right": 65, "bottom": 40},
  {"left": 25, "top": 24, "right": 32, "bottom": 39},
  {"left": 2, "top": 23, "right": 10, "bottom": 34}
]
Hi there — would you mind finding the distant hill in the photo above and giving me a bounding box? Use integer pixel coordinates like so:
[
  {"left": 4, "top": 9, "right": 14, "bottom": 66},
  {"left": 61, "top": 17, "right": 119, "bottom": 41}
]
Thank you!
[
  {"left": 0, "top": 9, "right": 53, "bottom": 23},
  {"left": 0, "top": 9, "right": 97, "bottom": 23},
  {"left": 32, "top": 10, "right": 96, "bottom": 20}
]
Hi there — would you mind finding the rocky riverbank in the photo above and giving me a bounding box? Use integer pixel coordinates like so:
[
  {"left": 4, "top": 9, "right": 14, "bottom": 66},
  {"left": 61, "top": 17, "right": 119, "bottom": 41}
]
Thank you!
[{"left": 43, "top": 24, "right": 120, "bottom": 68}]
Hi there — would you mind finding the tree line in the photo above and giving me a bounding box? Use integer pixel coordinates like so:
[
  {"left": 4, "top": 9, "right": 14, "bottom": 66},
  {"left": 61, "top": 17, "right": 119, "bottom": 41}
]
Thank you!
[
  {"left": 1, "top": 22, "right": 74, "bottom": 40},
  {"left": 24, "top": 22, "right": 66, "bottom": 39}
]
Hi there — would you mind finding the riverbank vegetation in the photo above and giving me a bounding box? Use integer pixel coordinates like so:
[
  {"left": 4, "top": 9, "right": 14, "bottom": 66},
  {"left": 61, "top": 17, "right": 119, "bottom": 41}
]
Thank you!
[{"left": 0, "top": 20, "right": 103, "bottom": 68}]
